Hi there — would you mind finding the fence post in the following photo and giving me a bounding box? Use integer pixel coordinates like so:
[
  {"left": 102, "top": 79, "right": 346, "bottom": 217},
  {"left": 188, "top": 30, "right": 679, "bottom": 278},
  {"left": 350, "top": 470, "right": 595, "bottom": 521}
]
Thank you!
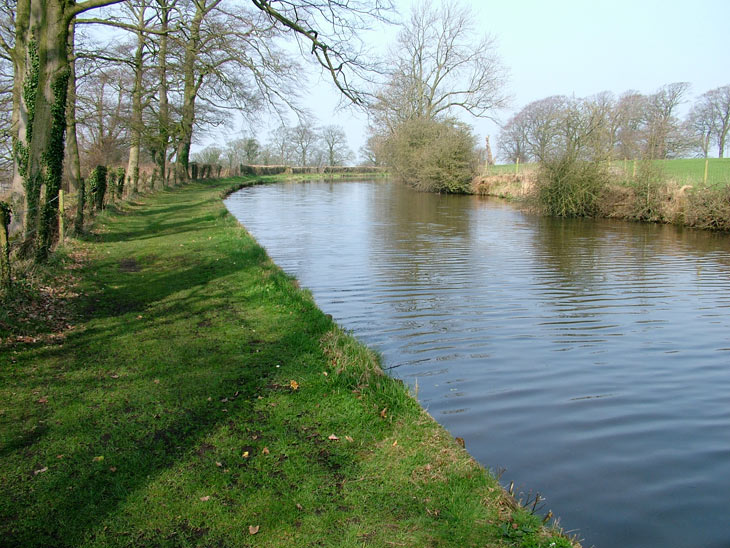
[
  {"left": 59, "top": 189, "right": 65, "bottom": 243},
  {"left": 0, "top": 201, "right": 11, "bottom": 291},
  {"left": 704, "top": 157, "right": 709, "bottom": 186},
  {"left": 515, "top": 157, "right": 520, "bottom": 175}
]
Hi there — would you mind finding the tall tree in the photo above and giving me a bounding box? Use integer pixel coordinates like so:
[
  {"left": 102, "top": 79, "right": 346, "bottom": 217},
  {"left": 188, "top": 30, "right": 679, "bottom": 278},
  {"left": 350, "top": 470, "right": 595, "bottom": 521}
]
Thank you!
[
  {"left": 371, "top": 0, "right": 507, "bottom": 131},
  {"left": 7, "top": 0, "right": 123, "bottom": 259}
]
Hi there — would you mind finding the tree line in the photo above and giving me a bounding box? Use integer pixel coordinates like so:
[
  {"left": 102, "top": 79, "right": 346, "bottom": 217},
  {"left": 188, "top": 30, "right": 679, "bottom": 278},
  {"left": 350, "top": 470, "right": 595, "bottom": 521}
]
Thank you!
[
  {"left": 498, "top": 83, "right": 730, "bottom": 164},
  {"left": 193, "top": 123, "right": 354, "bottom": 168},
  {"left": 0, "top": 0, "right": 392, "bottom": 262}
]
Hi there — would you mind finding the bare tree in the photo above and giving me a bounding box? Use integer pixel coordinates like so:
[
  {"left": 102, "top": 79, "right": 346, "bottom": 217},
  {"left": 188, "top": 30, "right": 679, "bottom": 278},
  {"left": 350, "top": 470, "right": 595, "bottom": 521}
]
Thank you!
[
  {"left": 320, "top": 124, "right": 352, "bottom": 166},
  {"left": 687, "top": 99, "right": 715, "bottom": 158},
  {"left": 694, "top": 85, "right": 730, "bottom": 158},
  {"left": 644, "top": 82, "right": 690, "bottom": 159},
  {"left": 615, "top": 91, "right": 648, "bottom": 160},
  {"left": 498, "top": 111, "right": 529, "bottom": 163},
  {"left": 371, "top": 0, "right": 507, "bottom": 131},
  {"left": 289, "top": 123, "right": 318, "bottom": 166}
]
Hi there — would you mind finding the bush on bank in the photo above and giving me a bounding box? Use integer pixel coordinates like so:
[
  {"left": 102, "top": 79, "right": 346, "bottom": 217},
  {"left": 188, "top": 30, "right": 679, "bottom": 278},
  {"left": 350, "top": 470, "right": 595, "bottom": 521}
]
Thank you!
[
  {"left": 534, "top": 156, "right": 609, "bottom": 217},
  {"left": 525, "top": 156, "right": 730, "bottom": 231},
  {"left": 384, "top": 117, "right": 477, "bottom": 194}
]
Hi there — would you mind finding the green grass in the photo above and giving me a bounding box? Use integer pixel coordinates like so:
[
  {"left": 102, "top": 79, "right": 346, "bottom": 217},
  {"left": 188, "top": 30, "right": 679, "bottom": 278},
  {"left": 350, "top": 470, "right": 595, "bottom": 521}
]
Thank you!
[{"left": 0, "top": 178, "right": 574, "bottom": 548}]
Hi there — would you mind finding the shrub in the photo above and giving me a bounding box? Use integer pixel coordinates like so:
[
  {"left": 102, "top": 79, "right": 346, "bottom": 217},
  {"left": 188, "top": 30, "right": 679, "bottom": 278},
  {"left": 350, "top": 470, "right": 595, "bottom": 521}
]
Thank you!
[
  {"left": 534, "top": 156, "right": 608, "bottom": 217},
  {"left": 626, "top": 160, "right": 666, "bottom": 222},
  {"left": 88, "top": 165, "right": 108, "bottom": 212},
  {"left": 684, "top": 185, "right": 730, "bottom": 231},
  {"left": 383, "top": 117, "right": 477, "bottom": 193}
]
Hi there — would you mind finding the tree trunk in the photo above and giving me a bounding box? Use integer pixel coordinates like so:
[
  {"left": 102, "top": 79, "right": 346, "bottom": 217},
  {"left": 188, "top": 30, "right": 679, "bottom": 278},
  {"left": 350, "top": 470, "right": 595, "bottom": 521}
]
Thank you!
[
  {"left": 13, "top": 0, "right": 71, "bottom": 261},
  {"left": 155, "top": 0, "right": 171, "bottom": 187},
  {"left": 125, "top": 5, "right": 146, "bottom": 195},
  {"left": 65, "top": 22, "right": 82, "bottom": 194},
  {"left": 176, "top": 1, "right": 207, "bottom": 184}
]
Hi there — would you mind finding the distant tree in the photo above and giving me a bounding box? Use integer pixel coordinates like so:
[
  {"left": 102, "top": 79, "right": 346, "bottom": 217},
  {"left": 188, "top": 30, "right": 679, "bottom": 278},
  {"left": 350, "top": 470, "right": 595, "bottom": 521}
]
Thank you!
[
  {"left": 498, "top": 112, "right": 529, "bottom": 163},
  {"left": 243, "top": 138, "right": 260, "bottom": 164},
  {"left": 686, "top": 100, "right": 715, "bottom": 158},
  {"left": 267, "top": 124, "right": 291, "bottom": 165},
  {"left": 644, "top": 82, "right": 691, "bottom": 159},
  {"left": 359, "top": 133, "right": 386, "bottom": 166},
  {"left": 615, "top": 91, "right": 648, "bottom": 160},
  {"left": 289, "top": 123, "right": 318, "bottom": 167},
  {"left": 693, "top": 85, "right": 730, "bottom": 158},
  {"left": 521, "top": 96, "right": 567, "bottom": 162},
  {"left": 192, "top": 145, "right": 223, "bottom": 165},
  {"left": 320, "top": 125, "right": 352, "bottom": 166}
]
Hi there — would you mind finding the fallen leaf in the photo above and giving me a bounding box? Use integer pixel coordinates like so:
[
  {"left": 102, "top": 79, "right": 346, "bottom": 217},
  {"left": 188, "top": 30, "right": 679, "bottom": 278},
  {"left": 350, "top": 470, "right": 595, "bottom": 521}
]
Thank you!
[
  {"left": 207, "top": 397, "right": 212, "bottom": 401},
  {"left": 153, "top": 379, "right": 160, "bottom": 384},
  {"left": 109, "top": 466, "right": 117, "bottom": 472},
  {"left": 56, "top": 454, "right": 64, "bottom": 459},
  {"left": 392, "top": 440, "right": 398, "bottom": 447},
  {"left": 37, "top": 397, "right": 48, "bottom": 404},
  {"left": 136, "top": 315, "right": 143, "bottom": 319},
  {"left": 322, "top": 371, "right": 328, "bottom": 376},
  {"left": 328, "top": 434, "right": 339, "bottom": 441},
  {"left": 380, "top": 408, "right": 387, "bottom": 418},
  {"left": 242, "top": 451, "right": 250, "bottom": 458},
  {"left": 262, "top": 447, "right": 270, "bottom": 455},
  {"left": 249, "top": 525, "right": 260, "bottom": 535},
  {"left": 296, "top": 503, "right": 303, "bottom": 510},
  {"left": 345, "top": 436, "right": 354, "bottom": 443},
  {"left": 220, "top": 398, "right": 228, "bottom": 403},
  {"left": 200, "top": 496, "right": 210, "bottom": 502},
  {"left": 290, "top": 380, "right": 299, "bottom": 391},
  {"left": 34, "top": 467, "right": 48, "bottom": 475},
  {"left": 93, "top": 456, "right": 104, "bottom": 462},
  {"left": 110, "top": 374, "right": 119, "bottom": 379},
  {"left": 216, "top": 462, "right": 223, "bottom": 467}
]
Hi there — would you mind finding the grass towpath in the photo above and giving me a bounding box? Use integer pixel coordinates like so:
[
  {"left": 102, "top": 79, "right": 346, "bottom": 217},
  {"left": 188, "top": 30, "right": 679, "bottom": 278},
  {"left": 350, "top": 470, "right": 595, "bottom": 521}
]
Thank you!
[{"left": 0, "top": 178, "right": 575, "bottom": 548}]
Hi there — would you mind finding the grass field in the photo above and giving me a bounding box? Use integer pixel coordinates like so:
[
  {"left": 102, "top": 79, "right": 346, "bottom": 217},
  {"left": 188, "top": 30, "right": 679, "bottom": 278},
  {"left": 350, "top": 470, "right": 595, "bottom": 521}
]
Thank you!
[{"left": 1, "top": 178, "right": 575, "bottom": 548}]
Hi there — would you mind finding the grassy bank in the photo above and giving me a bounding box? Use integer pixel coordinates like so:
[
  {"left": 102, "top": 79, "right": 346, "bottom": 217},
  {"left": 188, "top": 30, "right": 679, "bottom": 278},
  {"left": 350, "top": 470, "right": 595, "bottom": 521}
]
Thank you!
[
  {"left": 1, "top": 178, "right": 575, "bottom": 547},
  {"left": 484, "top": 158, "right": 730, "bottom": 188},
  {"left": 474, "top": 158, "right": 730, "bottom": 231}
]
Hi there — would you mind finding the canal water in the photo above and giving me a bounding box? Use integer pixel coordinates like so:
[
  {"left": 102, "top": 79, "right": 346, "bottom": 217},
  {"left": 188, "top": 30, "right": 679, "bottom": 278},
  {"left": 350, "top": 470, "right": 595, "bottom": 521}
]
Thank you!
[{"left": 225, "top": 180, "right": 730, "bottom": 548}]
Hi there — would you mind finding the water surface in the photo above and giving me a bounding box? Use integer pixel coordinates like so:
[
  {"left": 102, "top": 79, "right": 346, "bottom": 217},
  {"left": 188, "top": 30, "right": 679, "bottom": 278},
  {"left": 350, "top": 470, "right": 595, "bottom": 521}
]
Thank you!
[{"left": 225, "top": 180, "right": 730, "bottom": 548}]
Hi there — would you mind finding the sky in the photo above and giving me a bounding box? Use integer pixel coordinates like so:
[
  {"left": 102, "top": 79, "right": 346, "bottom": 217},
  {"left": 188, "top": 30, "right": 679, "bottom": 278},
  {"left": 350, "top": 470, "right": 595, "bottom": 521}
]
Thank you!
[{"left": 207, "top": 0, "right": 730, "bottom": 161}]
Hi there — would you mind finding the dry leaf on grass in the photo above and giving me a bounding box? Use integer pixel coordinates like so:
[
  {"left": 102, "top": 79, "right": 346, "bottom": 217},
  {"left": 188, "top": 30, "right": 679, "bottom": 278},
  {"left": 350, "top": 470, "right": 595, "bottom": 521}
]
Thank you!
[
  {"left": 93, "top": 456, "right": 104, "bottom": 462},
  {"left": 200, "top": 496, "right": 210, "bottom": 502},
  {"left": 328, "top": 434, "right": 339, "bottom": 441},
  {"left": 290, "top": 380, "right": 299, "bottom": 391},
  {"left": 249, "top": 525, "right": 260, "bottom": 535}
]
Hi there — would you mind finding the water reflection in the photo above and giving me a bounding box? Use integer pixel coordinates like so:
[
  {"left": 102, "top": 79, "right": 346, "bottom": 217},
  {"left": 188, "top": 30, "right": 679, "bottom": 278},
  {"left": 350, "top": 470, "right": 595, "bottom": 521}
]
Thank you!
[{"left": 225, "top": 181, "right": 730, "bottom": 548}]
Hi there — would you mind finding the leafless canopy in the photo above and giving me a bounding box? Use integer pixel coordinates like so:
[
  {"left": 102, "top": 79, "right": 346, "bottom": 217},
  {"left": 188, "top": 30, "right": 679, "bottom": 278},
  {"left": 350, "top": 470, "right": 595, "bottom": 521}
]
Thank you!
[
  {"left": 372, "top": 0, "right": 508, "bottom": 132},
  {"left": 250, "top": 0, "right": 395, "bottom": 105}
]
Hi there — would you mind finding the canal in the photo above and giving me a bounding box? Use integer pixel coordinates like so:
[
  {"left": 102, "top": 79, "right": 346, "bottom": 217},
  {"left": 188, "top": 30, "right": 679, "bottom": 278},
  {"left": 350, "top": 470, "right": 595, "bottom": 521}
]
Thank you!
[{"left": 225, "top": 180, "right": 730, "bottom": 548}]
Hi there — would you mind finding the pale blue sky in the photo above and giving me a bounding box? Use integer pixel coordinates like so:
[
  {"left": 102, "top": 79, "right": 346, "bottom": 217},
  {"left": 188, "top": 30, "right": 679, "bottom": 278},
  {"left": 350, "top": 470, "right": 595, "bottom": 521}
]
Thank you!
[{"left": 213, "top": 0, "right": 730, "bottom": 160}]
